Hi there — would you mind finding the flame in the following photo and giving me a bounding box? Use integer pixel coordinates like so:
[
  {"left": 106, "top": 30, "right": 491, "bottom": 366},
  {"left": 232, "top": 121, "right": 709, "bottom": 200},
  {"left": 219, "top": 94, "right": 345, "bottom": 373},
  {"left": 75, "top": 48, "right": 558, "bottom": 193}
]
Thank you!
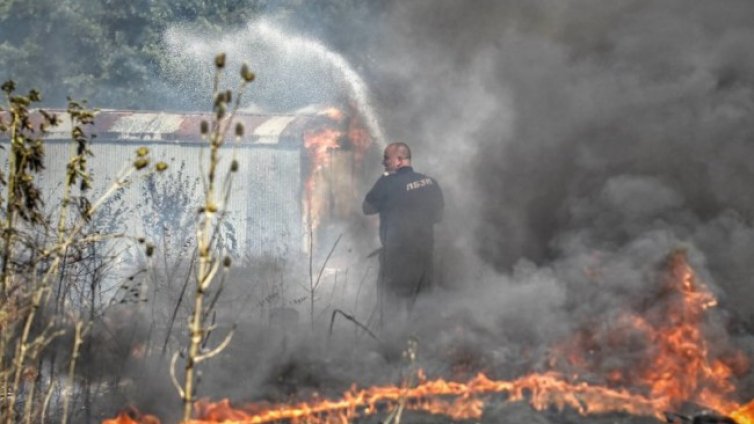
[
  {"left": 345, "top": 110, "right": 372, "bottom": 163},
  {"left": 301, "top": 106, "right": 373, "bottom": 237},
  {"left": 644, "top": 251, "right": 739, "bottom": 413},
  {"left": 102, "top": 410, "right": 160, "bottom": 424},
  {"left": 545, "top": 250, "right": 745, "bottom": 415},
  {"left": 104, "top": 373, "right": 754, "bottom": 424},
  {"left": 303, "top": 127, "right": 341, "bottom": 233},
  {"left": 116, "top": 373, "right": 661, "bottom": 424},
  {"left": 731, "top": 399, "right": 754, "bottom": 424},
  {"left": 105, "top": 251, "right": 754, "bottom": 424}
]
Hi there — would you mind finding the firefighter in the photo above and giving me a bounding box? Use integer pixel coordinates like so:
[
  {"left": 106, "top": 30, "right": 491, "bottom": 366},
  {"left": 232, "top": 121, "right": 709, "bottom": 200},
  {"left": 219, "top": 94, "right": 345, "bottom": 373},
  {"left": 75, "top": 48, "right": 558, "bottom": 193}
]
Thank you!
[{"left": 363, "top": 142, "right": 444, "bottom": 322}]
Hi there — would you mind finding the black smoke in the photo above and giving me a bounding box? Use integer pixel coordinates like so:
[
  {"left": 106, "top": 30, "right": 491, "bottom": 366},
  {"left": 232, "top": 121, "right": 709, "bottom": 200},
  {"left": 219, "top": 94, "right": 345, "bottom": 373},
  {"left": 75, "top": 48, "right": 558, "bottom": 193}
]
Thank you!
[{"left": 363, "top": 0, "right": 754, "bottom": 330}]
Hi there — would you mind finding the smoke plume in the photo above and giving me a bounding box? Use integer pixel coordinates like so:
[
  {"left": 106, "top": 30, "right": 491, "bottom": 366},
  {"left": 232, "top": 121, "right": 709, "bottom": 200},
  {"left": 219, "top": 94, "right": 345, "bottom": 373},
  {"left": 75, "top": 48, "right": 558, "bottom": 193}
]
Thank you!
[{"left": 364, "top": 0, "right": 754, "bottom": 331}]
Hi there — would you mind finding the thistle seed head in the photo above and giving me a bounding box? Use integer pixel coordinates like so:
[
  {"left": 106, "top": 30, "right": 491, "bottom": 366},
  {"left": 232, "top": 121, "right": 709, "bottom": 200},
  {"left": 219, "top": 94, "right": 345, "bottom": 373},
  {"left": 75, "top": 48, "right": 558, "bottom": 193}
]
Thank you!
[
  {"left": 241, "top": 64, "right": 255, "bottom": 82},
  {"left": 1, "top": 80, "right": 15, "bottom": 94},
  {"left": 134, "top": 158, "right": 149, "bottom": 170},
  {"left": 215, "top": 53, "right": 226, "bottom": 69},
  {"left": 216, "top": 103, "right": 226, "bottom": 119},
  {"left": 28, "top": 89, "right": 41, "bottom": 102}
]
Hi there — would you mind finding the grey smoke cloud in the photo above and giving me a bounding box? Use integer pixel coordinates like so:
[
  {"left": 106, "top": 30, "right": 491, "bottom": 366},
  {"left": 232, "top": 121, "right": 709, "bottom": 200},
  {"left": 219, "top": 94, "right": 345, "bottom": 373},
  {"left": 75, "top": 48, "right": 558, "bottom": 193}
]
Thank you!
[{"left": 364, "top": 1, "right": 754, "bottom": 328}]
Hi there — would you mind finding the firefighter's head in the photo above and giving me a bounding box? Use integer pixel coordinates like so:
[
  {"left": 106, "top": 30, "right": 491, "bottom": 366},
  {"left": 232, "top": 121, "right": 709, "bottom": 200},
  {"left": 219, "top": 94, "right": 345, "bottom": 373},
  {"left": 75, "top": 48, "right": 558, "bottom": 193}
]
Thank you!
[{"left": 383, "top": 142, "right": 411, "bottom": 174}]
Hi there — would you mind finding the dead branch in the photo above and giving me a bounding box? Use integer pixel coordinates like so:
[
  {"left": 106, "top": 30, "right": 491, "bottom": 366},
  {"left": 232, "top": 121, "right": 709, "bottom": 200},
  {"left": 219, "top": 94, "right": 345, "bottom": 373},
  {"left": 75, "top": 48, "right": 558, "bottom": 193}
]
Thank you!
[
  {"left": 40, "top": 380, "right": 55, "bottom": 424},
  {"left": 329, "top": 309, "right": 380, "bottom": 342},
  {"left": 314, "top": 233, "right": 342, "bottom": 292},
  {"left": 170, "top": 351, "right": 185, "bottom": 399},
  {"left": 161, "top": 251, "right": 197, "bottom": 357},
  {"left": 195, "top": 326, "right": 236, "bottom": 363},
  {"left": 61, "top": 320, "right": 87, "bottom": 424}
]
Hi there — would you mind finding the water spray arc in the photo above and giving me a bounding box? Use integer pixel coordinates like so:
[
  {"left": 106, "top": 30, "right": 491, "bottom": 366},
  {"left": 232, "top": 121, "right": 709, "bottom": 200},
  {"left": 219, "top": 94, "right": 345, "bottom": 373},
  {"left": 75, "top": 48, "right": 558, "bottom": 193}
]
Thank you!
[
  {"left": 163, "top": 20, "right": 386, "bottom": 147},
  {"left": 252, "top": 20, "right": 386, "bottom": 147}
]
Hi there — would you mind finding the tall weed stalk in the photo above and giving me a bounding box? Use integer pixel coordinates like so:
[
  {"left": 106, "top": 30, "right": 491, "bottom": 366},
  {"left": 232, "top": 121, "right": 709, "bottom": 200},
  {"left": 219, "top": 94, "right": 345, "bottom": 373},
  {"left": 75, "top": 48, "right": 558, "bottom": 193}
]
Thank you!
[
  {"left": 0, "top": 81, "right": 166, "bottom": 423},
  {"left": 173, "top": 54, "right": 255, "bottom": 422}
]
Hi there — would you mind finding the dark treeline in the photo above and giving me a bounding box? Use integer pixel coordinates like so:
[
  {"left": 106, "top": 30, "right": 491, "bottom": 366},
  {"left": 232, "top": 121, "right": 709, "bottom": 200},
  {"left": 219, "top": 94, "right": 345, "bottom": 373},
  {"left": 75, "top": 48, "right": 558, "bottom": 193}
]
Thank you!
[{"left": 0, "top": 0, "right": 380, "bottom": 109}]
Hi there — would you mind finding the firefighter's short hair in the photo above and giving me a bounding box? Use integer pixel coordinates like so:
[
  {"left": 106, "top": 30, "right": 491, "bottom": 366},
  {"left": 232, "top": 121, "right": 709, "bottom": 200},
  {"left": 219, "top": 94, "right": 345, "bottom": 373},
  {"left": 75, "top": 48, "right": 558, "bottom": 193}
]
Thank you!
[{"left": 388, "top": 142, "right": 411, "bottom": 160}]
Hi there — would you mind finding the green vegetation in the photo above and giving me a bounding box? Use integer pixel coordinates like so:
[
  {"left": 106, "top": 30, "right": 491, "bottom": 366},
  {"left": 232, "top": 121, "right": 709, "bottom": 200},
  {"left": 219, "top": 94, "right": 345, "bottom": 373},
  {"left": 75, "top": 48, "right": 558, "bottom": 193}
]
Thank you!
[
  {"left": 0, "top": 81, "right": 164, "bottom": 422},
  {"left": 0, "top": 0, "right": 265, "bottom": 109},
  {"left": 0, "top": 0, "right": 379, "bottom": 110},
  {"left": 0, "top": 51, "right": 255, "bottom": 421}
]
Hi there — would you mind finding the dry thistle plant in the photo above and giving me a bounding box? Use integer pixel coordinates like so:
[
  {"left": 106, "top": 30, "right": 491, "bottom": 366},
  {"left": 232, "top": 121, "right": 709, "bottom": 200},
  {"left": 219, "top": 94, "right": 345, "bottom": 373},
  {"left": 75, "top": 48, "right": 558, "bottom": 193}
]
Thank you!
[
  {"left": 0, "top": 81, "right": 167, "bottom": 423},
  {"left": 382, "top": 337, "right": 420, "bottom": 424},
  {"left": 171, "top": 53, "right": 255, "bottom": 423}
]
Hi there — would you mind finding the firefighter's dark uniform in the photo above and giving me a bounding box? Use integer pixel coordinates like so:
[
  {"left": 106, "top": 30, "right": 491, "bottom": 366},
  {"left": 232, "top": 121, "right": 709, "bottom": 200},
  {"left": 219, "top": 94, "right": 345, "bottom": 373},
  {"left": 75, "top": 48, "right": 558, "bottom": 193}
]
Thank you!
[{"left": 363, "top": 166, "right": 444, "bottom": 310}]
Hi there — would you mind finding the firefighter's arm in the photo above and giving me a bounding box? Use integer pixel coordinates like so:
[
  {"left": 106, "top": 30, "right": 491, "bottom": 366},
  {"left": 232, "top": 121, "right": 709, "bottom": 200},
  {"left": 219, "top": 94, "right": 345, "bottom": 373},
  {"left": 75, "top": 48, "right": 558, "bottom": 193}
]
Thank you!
[
  {"left": 362, "top": 198, "right": 378, "bottom": 215},
  {"left": 362, "top": 178, "right": 383, "bottom": 215}
]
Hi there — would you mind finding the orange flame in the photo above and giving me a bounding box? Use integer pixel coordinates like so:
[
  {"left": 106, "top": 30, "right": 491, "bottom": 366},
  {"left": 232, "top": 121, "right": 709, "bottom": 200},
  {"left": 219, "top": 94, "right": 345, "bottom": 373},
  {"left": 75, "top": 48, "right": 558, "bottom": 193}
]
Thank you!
[
  {"left": 105, "top": 251, "right": 754, "bottom": 424},
  {"left": 641, "top": 251, "right": 739, "bottom": 413},
  {"left": 549, "top": 250, "right": 742, "bottom": 414},
  {"left": 102, "top": 410, "right": 159, "bottom": 424},
  {"left": 731, "top": 399, "right": 754, "bottom": 424},
  {"left": 303, "top": 127, "right": 341, "bottom": 233},
  {"left": 301, "top": 106, "right": 373, "bottom": 236},
  {"left": 143, "top": 373, "right": 662, "bottom": 423},
  {"left": 105, "top": 372, "right": 754, "bottom": 424},
  {"left": 345, "top": 110, "right": 372, "bottom": 163}
]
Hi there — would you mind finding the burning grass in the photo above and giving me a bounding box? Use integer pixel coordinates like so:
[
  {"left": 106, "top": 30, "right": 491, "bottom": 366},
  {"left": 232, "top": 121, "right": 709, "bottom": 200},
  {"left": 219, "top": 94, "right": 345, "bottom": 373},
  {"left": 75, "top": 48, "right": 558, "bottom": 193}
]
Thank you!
[{"left": 103, "top": 250, "right": 754, "bottom": 423}]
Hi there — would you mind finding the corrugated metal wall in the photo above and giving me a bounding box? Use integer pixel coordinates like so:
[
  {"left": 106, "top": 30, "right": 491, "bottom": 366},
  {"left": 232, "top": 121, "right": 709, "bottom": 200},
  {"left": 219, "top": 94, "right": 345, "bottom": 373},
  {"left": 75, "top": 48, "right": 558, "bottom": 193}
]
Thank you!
[
  {"left": 6, "top": 108, "right": 369, "bottom": 260},
  {"left": 244, "top": 146, "right": 302, "bottom": 257},
  {"left": 39, "top": 139, "right": 305, "bottom": 258}
]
